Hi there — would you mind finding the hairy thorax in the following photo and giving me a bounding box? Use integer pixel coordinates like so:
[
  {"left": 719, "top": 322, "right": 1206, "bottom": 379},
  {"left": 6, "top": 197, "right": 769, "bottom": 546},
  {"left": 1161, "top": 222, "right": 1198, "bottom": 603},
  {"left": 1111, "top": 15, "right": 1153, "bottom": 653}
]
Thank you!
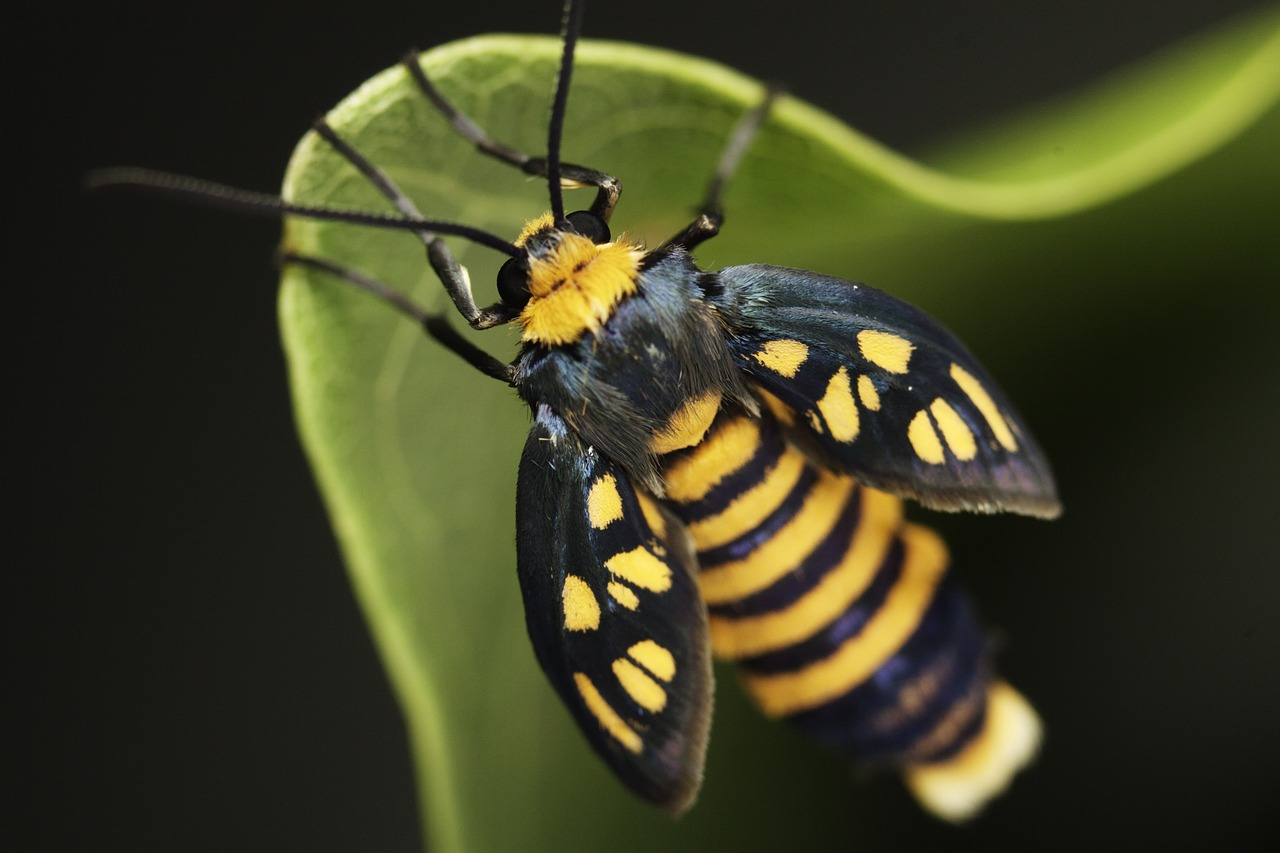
[{"left": 512, "top": 228, "right": 752, "bottom": 494}]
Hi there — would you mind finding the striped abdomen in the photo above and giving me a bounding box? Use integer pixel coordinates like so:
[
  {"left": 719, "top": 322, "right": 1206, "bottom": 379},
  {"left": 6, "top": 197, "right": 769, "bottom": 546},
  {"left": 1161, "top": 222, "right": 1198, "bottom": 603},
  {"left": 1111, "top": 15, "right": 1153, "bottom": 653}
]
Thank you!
[{"left": 659, "top": 404, "right": 1041, "bottom": 820}]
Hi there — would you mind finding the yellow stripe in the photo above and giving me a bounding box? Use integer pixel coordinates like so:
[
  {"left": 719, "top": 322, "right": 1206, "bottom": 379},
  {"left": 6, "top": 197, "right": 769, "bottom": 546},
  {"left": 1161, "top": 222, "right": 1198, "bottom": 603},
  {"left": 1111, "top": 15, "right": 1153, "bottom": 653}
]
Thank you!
[
  {"left": 857, "top": 374, "right": 881, "bottom": 411},
  {"left": 606, "top": 547, "right": 673, "bottom": 593},
  {"left": 707, "top": 487, "right": 902, "bottom": 658},
  {"left": 613, "top": 658, "right": 668, "bottom": 712},
  {"left": 950, "top": 363, "right": 1018, "bottom": 452},
  {"left": 930, "top": 398, "right": 977, "bottom": 461},
  {"left": 698, "top": 472, "right": 858, "bottom": 606},
  {"left": 685, "top": 451, "right": 807, "bottom": 551},
  {"left": 908, "top": 409, "right": 945, "bottom": 464},
  {"left": 607, "top": 581, "right": 639, "bottom": 611},
  {"left": 743, "top": 523, "right": 950, "bottom": 717},
  {"left": 817, "top": 367, "right": 860, "bottom": 443},
  {"left": 573, "top": 672, "right": 642, "bottom": 753},
  {"left": 634, "top": 490, "right": 668, "bottom": 540},
  {"left": 664, "top": 416, "right": 761, "bottom": 504},
  {"left": 649, "top": 391, "right": 722, "bottom": 455},
  {"left": 627, "top": 640, "right": 676, "bottom": 682}
]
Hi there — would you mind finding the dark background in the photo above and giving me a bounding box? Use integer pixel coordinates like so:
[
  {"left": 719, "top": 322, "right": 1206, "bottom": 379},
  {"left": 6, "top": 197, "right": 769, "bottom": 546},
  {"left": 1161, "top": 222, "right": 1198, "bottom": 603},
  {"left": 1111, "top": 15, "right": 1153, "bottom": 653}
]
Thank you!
[{"left": 16, "top": 1, "right": 1276, "bottom": 850}]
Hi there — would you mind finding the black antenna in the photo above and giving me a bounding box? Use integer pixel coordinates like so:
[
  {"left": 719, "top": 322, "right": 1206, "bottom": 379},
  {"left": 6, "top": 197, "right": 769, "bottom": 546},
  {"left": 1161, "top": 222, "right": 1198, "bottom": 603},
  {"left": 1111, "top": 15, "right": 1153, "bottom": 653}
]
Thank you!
[
  {"left": 546, "top": 0, "right": 586, "bottom": 223},
  {"left": 86, "top": 167, "right": 523, "bottom": 258}
]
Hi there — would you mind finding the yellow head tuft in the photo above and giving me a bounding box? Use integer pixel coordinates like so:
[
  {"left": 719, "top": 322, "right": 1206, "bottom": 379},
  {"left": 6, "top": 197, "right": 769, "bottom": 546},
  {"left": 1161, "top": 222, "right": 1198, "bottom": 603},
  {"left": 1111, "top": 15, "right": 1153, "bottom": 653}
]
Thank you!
[
  {"left": 514, "top": 212, "right": 557, "bottom": 248},
  {"left": 513, "top": 216, "right": 644, "bottom": 346}
]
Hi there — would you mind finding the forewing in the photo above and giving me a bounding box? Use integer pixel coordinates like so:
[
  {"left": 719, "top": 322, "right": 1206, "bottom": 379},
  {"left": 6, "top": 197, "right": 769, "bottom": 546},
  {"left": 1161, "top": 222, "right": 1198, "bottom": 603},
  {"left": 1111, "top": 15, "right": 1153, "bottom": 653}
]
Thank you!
[
  {"left": 715, "top": 264, "right": 1060, "bottom": 517},
  {"left": 516, "top": 405, "right": 712, "bottom": 814}
]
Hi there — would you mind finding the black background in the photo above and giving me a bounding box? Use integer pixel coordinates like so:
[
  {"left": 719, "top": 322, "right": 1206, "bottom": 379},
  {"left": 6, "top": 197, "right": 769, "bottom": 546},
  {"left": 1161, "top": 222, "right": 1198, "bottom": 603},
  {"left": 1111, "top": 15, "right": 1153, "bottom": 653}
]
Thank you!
[{"left": 16, "top": 1, "right": 1276, "bottom": 850}]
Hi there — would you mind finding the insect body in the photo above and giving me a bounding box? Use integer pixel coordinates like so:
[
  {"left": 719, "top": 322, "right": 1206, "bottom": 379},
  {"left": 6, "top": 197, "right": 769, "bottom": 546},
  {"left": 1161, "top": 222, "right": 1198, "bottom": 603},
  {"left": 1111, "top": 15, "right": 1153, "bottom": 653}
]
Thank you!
[
  {"left": 96, "top": 0, "right": 1058, "bottom": 825},
  {"left": 510, "top": 222, "right": 1056, "bottom": 819}
]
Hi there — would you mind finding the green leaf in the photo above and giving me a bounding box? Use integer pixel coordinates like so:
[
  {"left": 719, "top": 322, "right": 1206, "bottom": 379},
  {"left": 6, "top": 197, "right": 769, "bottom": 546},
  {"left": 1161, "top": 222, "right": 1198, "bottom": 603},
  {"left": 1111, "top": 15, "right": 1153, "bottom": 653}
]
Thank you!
[{"left": 278, "top": 7, "right": 1279, "bottom": 852}]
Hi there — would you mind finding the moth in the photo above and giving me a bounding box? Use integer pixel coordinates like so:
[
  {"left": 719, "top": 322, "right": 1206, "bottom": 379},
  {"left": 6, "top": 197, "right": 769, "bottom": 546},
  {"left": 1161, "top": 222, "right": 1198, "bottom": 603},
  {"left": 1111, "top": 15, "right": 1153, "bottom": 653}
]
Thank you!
[{"left": 94, "top": 0, "right": 1059, "bottom": 823}]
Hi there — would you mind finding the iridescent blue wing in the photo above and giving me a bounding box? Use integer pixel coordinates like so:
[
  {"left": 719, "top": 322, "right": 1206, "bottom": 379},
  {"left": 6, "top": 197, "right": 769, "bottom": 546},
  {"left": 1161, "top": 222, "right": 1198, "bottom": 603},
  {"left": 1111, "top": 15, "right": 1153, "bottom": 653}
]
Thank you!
[
  {"left": 516, "top": 405, "right": 712, "bottom": 814},
  {"left": 712, "top": 264, "right": 1060, "bottom": 518}
]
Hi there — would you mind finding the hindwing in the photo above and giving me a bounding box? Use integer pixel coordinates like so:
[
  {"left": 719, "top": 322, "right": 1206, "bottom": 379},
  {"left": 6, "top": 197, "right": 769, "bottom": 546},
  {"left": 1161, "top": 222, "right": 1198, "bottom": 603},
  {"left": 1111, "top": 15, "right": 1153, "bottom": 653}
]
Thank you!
[
  {"left": 712, "top": 264, "right": 1060, "bottom": 518},
  {"left": 515, "top": 405, "right": 712, "bottom": 814}
]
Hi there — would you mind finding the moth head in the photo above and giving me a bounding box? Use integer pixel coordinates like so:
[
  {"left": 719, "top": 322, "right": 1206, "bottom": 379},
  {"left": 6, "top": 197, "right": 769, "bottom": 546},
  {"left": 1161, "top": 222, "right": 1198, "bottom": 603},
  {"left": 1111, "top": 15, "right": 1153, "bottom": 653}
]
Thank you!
[{"left": 499, "top": 210, "right": 640, "bottom": 346}]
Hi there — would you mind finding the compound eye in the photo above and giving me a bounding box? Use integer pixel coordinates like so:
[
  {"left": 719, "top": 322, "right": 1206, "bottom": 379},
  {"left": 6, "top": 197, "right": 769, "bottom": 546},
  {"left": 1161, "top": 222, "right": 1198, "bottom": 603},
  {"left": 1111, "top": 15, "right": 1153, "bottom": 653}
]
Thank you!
[
  {"left": 566, "top": 210, "right": 610, "bottom": 244},
  {"left": 496, "top": 256, "right": 532, "bottom": 309}
]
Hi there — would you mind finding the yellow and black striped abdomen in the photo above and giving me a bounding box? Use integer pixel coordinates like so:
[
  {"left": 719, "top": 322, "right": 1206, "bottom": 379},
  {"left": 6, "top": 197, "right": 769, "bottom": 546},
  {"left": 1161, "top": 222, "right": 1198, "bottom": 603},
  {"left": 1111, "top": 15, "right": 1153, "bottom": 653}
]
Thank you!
[{"left": 660, "top": 405, "right": 1041, "bottom": 821}]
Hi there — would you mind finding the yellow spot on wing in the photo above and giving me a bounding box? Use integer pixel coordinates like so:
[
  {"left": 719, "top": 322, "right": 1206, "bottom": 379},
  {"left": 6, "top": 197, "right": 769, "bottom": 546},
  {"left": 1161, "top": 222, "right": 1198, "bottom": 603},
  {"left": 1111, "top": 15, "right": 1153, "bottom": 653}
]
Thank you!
[
  {"left": 930, "top": 399, "right": 977, "bottom": 461},
  {"left": 561, "top": 575, "right": 601, "bottom": 632},
  {"left": 743, "top": 523, "right": 950, "bottom": 717},
  {"left": 908, "top": 410, "right": 946, "bottom": 464},
  {"left": 518, "top": 235, "right": 644, "bottom": 346},
  {"left": 950, "top": 364, "right": 1019, "bottom": 452},
  {"left": 857, "top": 374, "right": 881, "bottom": 411},
  {"left": 608, "top": 581, "right": 640, "bottom": 611},
  {"left": 858, "top": 330, "right": 914, "bottom": 374},
  {"left": 699, "top": 471, "right": 858, "bottom": 605},
  {"left": 817, "top": 367, "right": 860, "bottom": 443},
  {"left": 650, "top": 391, "right": 722, "bottom": 455},
  {"left": 574, "top": 672, "right": 642, "bottom": 753},
  {"left": 708, "top": 487, "right": 903, "bottom": 658},
  {"left": 753, "top": 339, "right": 809, "bottom": 377},
  {"left": 665, "top": 416, "right": 760, "bottom": 504},
  {"left": 686, "top": 451, "right": 807, "bottom": 551},
  {"left": 627, "top": 640, "right": 676, "bottom": 682},
  {"left": 587, "top": 473, "right": 624, "bottom": 529},
  {"left": 613, "top": 658, "right": 668, "bottom": 712},
  {"left": 606, "top": 547, "right": 673, "bottom": 593},
  {"left": 905, "top": 682, "right": 1042, "bottom": 823}
]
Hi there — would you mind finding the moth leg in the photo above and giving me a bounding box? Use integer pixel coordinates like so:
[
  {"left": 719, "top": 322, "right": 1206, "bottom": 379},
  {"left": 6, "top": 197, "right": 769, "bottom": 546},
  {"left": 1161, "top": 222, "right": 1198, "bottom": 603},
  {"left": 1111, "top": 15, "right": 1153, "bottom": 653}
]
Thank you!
[
  {"left": 402, "top": 51, "right": 622, "bottom": 221},
  {"left": 662, "top": 86, "right": 783, "bottom": 252},
  {"left": 311, "top": 120, "right": 515, "bottom": 330},
  {"left": 278, "top": 250, "right": 514, "bottom": 383}
]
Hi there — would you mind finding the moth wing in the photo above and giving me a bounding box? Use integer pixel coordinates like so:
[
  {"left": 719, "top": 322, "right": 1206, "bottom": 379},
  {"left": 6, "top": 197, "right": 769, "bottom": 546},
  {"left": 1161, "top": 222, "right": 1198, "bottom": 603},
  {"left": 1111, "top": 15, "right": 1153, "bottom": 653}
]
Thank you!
[
  {"left": 516, "top": 405, "right": 712, "bottom": 814},
  {"left": 715, "top": 264, "right": 1060, "bottom": 518}
]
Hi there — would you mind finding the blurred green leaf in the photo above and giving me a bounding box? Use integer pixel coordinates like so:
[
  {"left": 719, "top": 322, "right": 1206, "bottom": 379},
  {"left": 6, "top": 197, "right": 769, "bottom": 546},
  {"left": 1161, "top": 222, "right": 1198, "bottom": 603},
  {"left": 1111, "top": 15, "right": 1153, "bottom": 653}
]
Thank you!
[{"left": 278, "top": 7, "right": 1279, "bottom": 852}]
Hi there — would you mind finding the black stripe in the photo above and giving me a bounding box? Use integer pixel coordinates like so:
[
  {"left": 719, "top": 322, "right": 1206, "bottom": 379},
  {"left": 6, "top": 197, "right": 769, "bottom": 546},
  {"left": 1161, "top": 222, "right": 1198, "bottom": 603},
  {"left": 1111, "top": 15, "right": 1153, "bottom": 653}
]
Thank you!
[
  {"left": 784, "top": 578, "right": 991, "bottom": 765},
  {"left": 694, "top": 465, "right": 818, "bottom": 567},
  {"left": 910, "top": 680, "right": 989, "bottom": 765},
  {"left": 738, "top": 536, "right": 906, "bottom": 676},
  {"left": 706, "top": 485, "right": 862, "bottom": 619}
]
